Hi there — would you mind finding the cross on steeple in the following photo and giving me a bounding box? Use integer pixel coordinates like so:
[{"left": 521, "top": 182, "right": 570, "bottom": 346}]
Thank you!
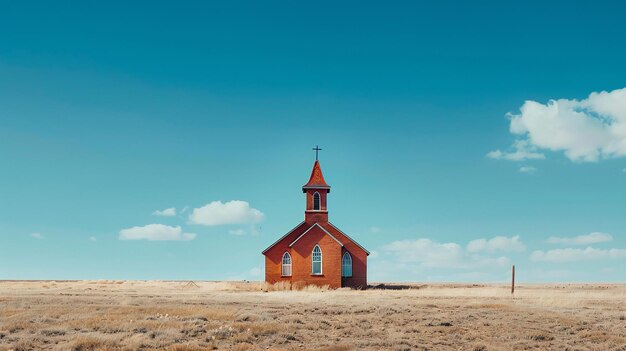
[{"left": 312, "top": 145, "right": 322, "bottom": 161}]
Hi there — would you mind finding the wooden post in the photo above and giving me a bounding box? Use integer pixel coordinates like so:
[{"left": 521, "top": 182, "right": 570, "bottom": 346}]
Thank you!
[{"left": 511, "top": 264, "right": 515, "bottom": 296}]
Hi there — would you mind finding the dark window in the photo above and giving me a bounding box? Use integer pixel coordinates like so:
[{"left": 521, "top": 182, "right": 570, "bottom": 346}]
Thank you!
[
  {"left": 342, "top": 252, "right": 352, "bottom": 277},
  {"left": 313, "top": 192, "right": 321, "bottom": 210}
]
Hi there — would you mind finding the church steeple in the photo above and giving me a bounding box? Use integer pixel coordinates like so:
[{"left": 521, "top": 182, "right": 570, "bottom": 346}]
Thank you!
[
  {"left": 303, "top": 152, "right": 330, "bottom": 223},
  {"left": 303, "top": 160, "right": 330, "bottom": 191}
]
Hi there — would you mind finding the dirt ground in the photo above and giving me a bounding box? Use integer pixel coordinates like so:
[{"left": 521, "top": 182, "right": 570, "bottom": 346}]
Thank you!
[{"left": 0, "top": 280, "right": 624, "bottom": 351}]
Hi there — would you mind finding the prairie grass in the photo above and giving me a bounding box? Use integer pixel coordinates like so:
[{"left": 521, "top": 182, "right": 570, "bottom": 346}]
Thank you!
[
  {"left": 260, "top": 281, "right": 291, "bottom": 291},
  {"left": 0, "top": 281, "right": 624, "bottom": 350},
  {"left": 259, "top": 281, "right": 334, "bottom": 292}
]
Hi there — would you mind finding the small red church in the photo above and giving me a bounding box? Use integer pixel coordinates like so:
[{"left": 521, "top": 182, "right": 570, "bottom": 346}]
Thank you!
[{"left": 262, "top": 154, "right": 369, "bottom": 289}]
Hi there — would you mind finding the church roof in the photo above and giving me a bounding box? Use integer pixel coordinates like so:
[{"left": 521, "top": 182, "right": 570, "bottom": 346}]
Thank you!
[
  {"left": 260, "top": 221, "right": 306, "bottom": 255},
  {"left": 261, "top": 221, "right": 369, "bottom": 256},
  {"left": 324, "top": 222, "right": 370, "bottom": 255},
  {"left": 302, "top": 160, "right": 330, "bottom": 192},
  {"left": 289, "top": 223, "right": 343, "bottom": 248}
]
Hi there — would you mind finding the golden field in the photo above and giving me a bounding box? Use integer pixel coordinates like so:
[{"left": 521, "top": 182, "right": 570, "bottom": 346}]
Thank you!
[{"left": 0, "top": 280, "right": 624, "bottom": 350}]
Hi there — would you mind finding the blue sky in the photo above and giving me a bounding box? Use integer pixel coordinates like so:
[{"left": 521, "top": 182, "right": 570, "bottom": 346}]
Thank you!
[{"left": 1, "top": 1, "right": 625, "bottom": 282}]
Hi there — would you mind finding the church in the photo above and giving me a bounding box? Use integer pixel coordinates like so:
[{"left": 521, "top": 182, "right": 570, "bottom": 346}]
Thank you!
[{"left": 262, "top": 151, "right": 369, "bottom": 289}]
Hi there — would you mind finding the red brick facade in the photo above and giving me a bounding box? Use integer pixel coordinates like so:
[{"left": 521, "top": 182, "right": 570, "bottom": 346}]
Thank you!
[{"left": 262, "top": 160, "right": 369, "bottom": 289}]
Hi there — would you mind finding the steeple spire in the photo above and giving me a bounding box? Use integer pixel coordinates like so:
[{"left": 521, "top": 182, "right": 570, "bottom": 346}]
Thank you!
[
  {"left": 302, "top": 160, "right": 330, "bottom": 192},
  {"left": 303, "top": 157, "right": 331, "bottom": 223}
]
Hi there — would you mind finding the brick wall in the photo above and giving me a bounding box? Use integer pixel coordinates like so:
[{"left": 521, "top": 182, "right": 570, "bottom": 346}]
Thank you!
[
  {"left": 264, "top": 222, "right": 368, "bottom": 290},
  {"left": 290, "top": 225, "right": 342, "bottom": 288}
]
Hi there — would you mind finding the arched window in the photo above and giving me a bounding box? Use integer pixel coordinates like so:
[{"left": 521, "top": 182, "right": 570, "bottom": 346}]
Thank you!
[
  {"left": 312, "top": 245, "right": 322, "bottom": 275},
  {"left": 281, "top": 252, "right": 292, "bottom": 276},
  {"left": 342, "top": 252, "right": 352, "bottom": 277},
  {"left": 313, "top": 192, "right": 321, "bottom": 210}
]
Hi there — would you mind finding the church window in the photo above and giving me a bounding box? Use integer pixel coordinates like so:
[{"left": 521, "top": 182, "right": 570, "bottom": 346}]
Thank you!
[
  {"left": 312, "top": 245, "right": 322, "bottom": 274},
  {"left": 342, "top": 252, "right": 352, "bottom": 277},
  {"left": 313, "top": 192, "right": 321, "bottom": 210},
  {"left": 282, "top": 252, "right": 292, "bottom": 276}
]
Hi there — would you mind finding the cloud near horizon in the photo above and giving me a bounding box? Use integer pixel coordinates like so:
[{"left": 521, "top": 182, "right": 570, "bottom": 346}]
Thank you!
[
  {"left": 228, "top": 228, "right": 247, "bottom": 236},
  {"left": 370, "top": 236, "right": 524, "bottom": 282},
  {"left": 487, "top": 139, "right": 545, "bottom": 161},
  {"left": 381, "top": 235, "right": 522, "bottom": 270},
  {"left": 467, "top": 235, "right": 526, "bottom": 253},
  {"left": 531, "top": 247, "right": 626, "bottom": 263},
  {"left": 518, "top": 166, "right": 537, "bottom": 174},
  {"left": 119, "top": 224, "right": 196, "bottom": 241},
  {"left": 489, "top": 87, "right": 626, "bottom": 162},
  {"left": 546, "top": 232, "right": 613, "bottom": 245},
  {"left": 152, "top": 207, "right": 177, "bottom": 216},
  {"left": 188, "top": 200, "right": 264, "bottom": 226}
]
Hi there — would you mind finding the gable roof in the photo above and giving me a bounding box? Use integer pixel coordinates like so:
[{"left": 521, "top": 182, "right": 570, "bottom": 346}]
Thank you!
[
  {"left": 261, "top": 221, "right": 369, "bottom": 256},
  {"left": 326, "top": 222, "right": 370, "bottom": 255},
  {"left": 289, "top": 223, "right": 343, "bottom": 247},
  {"left": 261, "top": 221, "right": 305, "bottom": 254},
  {"left": 302, "top": 160, "right": 330, "bottom": 192}
]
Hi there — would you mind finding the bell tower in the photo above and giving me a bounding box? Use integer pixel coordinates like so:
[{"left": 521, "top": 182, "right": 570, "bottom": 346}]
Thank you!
[{"left": 303, "top": 146, "right": 330, "bottom": 223}]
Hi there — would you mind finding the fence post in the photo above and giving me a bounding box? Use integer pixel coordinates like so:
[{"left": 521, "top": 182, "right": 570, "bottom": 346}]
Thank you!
[{"left": 511, "top": 264, "right": 515, "bottom": 296}]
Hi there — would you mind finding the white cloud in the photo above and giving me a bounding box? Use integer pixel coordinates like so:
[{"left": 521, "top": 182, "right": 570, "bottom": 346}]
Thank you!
[
  {"left": 382, "top": 238, "right": 511, "bottom": 269},
  {"left": 370, "top": 226, "right": 382, "bottom": 233},
  {"left": 371, "top": 236, "right": 523, "bottom": 281},
  {"left": 531, "top": 247, "right": 626, "bottom": 262},
  {"left": 228, "top": 228, "right": 246, "bottom": 236},
  {"left": 152, "top": 207, "right": 176, "bottom": 216},
  {"left": 89, "top": 236, "right": 97, "bottom": 242},
  {"left": 188, "top": 200, "right": 264, "bottom": 226},
  {"left": 119, "top": 224, "right": 196, "bottom": 241},
  {"left": 467, "top": 235, "right": 526, "bottom": 253},
  {"left": 31, "top": 232, "right": 44, "bottom": 239},
  {"left": 487, "top": 139, "right": 545, "bottom": 161},
  {"left": 492, "top": 87, "right": 626, "bottom": 162},
  {"left": 546, "top": 232, "right": 613, "bottom": 245},
  {"left": 518, "top": 166, "right": 537, "bottom": 174},
  {"left": 383, "top": 239, "right": 463, "bottom": 267},
  {"left": 180, "top": 206, "right": 190, "bottom": 214}
]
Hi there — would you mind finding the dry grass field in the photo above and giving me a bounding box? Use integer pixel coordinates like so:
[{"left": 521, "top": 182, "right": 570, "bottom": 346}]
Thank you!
[{"left": 0, "top": 281, "right": 625, "bottom": 351}]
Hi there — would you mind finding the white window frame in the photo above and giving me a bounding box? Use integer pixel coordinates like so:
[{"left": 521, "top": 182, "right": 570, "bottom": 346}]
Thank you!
[
  {"left": 313, "top": 191, "right": 321, "bottom": 210},
  {"left": 341, "top": 252, "right": 352, "bottom": 277},
  {"left": 312, "top": 244, "right": 322, "bottom": 275},
  {"left": 281, "top": 251, "right": 292, "bottom": 277}
]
